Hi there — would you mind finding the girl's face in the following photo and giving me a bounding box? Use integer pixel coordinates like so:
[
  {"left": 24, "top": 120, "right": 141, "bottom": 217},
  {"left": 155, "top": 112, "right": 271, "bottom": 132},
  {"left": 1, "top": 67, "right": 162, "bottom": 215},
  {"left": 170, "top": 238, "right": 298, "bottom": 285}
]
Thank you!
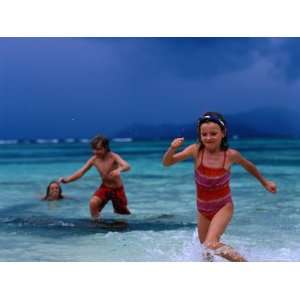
[
  {"left": 200, "top": 122, "right": 225, "bottom": 151},
  {"left": 48, "top": 183, "right": 60, "bottom": 199}
]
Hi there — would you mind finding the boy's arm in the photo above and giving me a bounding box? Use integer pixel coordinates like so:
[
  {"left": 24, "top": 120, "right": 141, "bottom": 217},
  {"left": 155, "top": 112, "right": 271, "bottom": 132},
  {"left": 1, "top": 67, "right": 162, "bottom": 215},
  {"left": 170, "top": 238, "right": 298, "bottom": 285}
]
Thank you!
[
  {"left": 111, "top": 153, "right": 131, "bottom": 174},
  {"left": 229, "top": 149, "right": 277, "bottom": 193},
  {"left": 162, "top": 138, "right": 195, "bottom": 166},
  {"left": 59, "top": 157, "right": 94, "bottom": 184}
]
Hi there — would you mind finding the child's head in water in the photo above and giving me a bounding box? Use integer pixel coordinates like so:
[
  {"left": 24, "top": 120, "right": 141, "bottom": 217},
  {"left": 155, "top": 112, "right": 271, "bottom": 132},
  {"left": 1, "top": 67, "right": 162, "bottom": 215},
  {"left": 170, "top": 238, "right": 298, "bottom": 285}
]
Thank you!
[
  {"left": 44, "top": 181, "right": 64, "bottom": 200},
  {"left": 90, "top": 135, "right": 110, "bottom": 158},
  {"left": 197, "top": 112, "right": 229, "bottom": 151}
]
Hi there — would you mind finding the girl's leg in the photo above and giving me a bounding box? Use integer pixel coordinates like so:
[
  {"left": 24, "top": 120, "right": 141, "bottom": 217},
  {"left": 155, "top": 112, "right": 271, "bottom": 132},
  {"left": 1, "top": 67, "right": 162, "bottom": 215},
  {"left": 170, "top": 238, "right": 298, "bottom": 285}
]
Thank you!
[
  {"left": 197, "top": 212, "right": 211, "bottom": 243},
  {"left": 204, "top": 202, "right": 233, "bottom": 247},
  {"left": 204, "top": 203, "right": 246, "bottom": 262},
  {"left": 197, "top": 212, "right": 213, "bottom": 261}
]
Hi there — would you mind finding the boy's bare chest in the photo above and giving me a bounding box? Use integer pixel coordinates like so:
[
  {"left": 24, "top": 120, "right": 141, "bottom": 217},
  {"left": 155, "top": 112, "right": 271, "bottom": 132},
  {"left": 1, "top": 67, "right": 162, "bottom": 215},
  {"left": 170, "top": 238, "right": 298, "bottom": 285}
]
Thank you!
[{"left": 93, "top": 157, "right": 117, "bottom": 173}]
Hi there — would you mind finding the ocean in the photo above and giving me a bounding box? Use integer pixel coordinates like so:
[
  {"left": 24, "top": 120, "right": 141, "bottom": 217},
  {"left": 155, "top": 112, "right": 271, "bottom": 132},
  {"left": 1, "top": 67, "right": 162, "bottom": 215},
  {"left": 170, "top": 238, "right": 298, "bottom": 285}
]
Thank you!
[{"left": 0, "top": 138, "right": 299, "bottom": 261}]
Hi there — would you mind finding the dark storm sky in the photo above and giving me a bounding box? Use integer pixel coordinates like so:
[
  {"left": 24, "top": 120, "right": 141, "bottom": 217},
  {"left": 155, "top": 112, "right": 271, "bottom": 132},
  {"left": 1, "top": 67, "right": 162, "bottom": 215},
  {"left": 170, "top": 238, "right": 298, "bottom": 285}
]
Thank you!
[{"left": 0, "top": 37, "right": 299, "bottom": 139}]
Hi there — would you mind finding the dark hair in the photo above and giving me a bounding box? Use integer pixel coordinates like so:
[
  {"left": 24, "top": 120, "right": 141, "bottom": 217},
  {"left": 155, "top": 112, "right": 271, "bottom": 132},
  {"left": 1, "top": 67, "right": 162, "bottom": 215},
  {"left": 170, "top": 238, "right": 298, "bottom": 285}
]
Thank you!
[
  {"left": 197, "top": 111, "right": 229, "bottom": 151},
  {"left": 90, "top": 135, "right": 111, "bottom": 152},
  {"left": 44, "top": 181, "right": 63, "bottom": 200}
]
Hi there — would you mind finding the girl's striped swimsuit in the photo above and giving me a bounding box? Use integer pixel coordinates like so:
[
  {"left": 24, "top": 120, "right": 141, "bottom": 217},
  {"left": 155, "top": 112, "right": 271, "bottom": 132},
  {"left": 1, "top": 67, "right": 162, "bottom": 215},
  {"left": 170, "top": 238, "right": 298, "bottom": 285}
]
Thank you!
[{"left": 194, "top": 150, "right": 233, "bottom": 220}]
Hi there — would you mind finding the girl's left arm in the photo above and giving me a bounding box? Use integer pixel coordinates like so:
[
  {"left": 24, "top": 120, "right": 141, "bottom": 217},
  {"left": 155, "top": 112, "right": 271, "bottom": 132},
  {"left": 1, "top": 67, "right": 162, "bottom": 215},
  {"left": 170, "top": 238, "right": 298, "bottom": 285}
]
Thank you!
[{"left": 229, "top": 149, "right": 277, "bottom": 193}]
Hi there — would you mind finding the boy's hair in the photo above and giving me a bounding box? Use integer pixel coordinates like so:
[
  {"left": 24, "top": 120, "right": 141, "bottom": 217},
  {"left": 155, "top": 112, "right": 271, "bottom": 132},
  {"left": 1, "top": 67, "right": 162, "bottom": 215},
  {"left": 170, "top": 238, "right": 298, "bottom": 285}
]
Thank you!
[
  {"left": 90, "top": 135, "right": 111, "bottom": 152},
  {"left": 44, "top": 181, "right": 64, "bottom": 200},
  {"left": 197, "top": 112, "right": 229, "bottom": 151}
]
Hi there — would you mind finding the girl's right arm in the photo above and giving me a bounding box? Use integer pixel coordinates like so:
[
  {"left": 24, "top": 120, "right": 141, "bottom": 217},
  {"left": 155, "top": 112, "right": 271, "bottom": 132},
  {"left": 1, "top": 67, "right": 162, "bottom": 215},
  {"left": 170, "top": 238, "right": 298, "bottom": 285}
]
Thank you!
[
  {"left": 162, "top": 137, "right": 196, "bottom": 166},
  {"left": 59, "top": 157, "right": 94, "bottom": 184}
]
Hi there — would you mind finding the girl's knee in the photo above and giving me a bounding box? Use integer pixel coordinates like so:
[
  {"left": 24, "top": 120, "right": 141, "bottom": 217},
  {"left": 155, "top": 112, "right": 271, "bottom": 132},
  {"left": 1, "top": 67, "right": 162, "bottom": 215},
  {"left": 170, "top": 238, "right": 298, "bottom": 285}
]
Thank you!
[{"left": 203, "top": 240, "right": 220, "bottom": 250}]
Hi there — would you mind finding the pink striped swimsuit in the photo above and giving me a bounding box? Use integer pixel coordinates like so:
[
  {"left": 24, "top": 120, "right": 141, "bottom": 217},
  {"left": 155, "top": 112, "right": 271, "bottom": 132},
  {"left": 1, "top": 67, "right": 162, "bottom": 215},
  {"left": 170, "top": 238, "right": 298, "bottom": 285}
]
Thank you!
[{"left": 194, "top": 150, "right": 233, "bottom": 220}]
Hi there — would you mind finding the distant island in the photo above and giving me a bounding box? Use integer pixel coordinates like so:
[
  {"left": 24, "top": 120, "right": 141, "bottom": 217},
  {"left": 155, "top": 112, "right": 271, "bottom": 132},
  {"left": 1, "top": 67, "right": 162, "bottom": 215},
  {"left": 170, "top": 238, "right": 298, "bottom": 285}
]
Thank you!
[{"left": 113, "top": 107, "right": 300, "bottom": 140}]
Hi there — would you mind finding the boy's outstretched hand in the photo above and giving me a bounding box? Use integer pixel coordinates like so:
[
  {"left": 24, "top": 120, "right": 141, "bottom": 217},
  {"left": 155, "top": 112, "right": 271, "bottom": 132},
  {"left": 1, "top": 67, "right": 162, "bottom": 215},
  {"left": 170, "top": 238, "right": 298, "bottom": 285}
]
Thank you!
[
  {"left": 58, "top": 177, "right": 67, "bottom": 184},
  {"left": 263, "top": 180, "right": 277, "bottom": 193}
]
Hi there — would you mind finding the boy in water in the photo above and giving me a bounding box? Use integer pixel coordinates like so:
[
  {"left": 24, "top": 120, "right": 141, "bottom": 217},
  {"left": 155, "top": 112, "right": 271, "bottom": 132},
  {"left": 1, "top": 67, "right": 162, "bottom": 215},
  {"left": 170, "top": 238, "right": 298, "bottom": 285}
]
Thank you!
[{"left": 59, "top": 135, "right": 131, "bottom": 219}]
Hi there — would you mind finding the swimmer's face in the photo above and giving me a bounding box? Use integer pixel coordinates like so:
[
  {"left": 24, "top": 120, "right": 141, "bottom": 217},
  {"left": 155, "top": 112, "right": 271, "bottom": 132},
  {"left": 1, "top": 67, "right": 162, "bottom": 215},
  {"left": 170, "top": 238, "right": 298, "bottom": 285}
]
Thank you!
[
  {"left": 93, "top": 142, "right": 107, "bottom": 157},
  {"left": 200, "top": 122, "right": 224, "bottom": 151},
  {"left": 48, "top": 182, "right": 61, "bottom": 199}
]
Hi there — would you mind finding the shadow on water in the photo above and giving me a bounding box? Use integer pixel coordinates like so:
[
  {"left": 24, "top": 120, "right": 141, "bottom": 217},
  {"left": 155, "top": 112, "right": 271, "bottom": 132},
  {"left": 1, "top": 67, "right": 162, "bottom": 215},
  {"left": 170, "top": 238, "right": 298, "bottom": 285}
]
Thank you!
[{"left": 0, "top": 212, "right": 196, "bottom": 238}]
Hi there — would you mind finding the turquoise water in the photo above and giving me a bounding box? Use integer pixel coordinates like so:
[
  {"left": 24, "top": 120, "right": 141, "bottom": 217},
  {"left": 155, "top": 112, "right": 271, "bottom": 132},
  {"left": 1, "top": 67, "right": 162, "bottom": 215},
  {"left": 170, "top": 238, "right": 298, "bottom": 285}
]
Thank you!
[{"left": 0, "top": 139, "right": 299, "bottom": 261}]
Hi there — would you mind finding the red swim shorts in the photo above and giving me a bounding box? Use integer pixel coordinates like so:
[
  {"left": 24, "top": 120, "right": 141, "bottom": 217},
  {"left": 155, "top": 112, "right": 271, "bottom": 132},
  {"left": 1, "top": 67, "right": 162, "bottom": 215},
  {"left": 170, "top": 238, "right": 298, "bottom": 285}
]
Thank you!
[{"left": 94, "top": 184, "right": 131, "bottom": 215}]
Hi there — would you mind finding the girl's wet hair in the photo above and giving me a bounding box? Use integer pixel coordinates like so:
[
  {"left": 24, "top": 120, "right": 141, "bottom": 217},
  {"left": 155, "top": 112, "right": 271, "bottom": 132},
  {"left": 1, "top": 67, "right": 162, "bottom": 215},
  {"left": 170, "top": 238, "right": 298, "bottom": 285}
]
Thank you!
[
  {"left": 90, "top": 135, "right": 111, "bottom": 152},
  {"left": 197, "top": 112, "right": 229, "bottom": 151},
  {"left": 44, "top": 181, "right": 64, "bottom": 200}
]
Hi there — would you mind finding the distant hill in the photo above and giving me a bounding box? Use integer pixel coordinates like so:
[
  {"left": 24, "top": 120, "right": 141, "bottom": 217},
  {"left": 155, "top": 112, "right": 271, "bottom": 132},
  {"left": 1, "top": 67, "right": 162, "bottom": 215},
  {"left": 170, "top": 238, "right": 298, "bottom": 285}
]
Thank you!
[
  {"left": 114, "top": 107, "right": 300, "bottom": 140},
  {"left": 227, "top": 107, "right": 299, "bottom": 138}
]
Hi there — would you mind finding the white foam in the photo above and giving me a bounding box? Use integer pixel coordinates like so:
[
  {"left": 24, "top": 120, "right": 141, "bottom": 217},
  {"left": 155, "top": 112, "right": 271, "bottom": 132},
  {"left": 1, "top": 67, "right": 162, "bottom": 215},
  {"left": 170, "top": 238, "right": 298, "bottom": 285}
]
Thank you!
[
  {"left": 36, "top": 139, "right": 49, "bottom": 144},
  {"left": 174, "top": 229, "right": 248, "bottom": 262},
  {"left": 35, "top": 138, "right": 61, "bottom": 144},
  {"left": 0, "top": 139, "right": 18, "bottom": 144},
  {"left": 112, "top": 138, "right": 133, "bottom": 142},
  {"left": 64, "top": 138, "right": 76, "bottom": 143},
  {"left": 174, "top": 229, "right": 203, "bottom": 261},
  {"left": 79, "top": 138, "right": 89, "bottom": 143}
]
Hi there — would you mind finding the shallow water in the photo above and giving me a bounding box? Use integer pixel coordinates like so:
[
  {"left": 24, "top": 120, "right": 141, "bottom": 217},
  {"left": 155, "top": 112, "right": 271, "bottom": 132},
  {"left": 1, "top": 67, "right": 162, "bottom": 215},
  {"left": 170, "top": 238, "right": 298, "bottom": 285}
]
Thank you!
[{"left": 0, "top": 139, "right": 299, "bottom": 261}]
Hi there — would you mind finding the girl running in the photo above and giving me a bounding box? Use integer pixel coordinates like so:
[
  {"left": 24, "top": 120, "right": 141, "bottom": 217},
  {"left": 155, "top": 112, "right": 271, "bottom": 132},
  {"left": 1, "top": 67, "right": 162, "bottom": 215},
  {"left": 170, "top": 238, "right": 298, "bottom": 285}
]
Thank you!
[{"left": 162, "top": 112, "right": 277, "bottom": 262}]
